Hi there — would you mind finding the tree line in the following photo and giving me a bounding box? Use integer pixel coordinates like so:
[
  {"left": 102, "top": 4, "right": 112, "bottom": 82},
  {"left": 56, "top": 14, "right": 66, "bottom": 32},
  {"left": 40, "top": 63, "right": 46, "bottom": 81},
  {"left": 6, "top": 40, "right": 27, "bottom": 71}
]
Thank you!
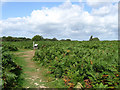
[
  {"left": 2, "top": 36, "right": 31, "bottom": 41},
  {"left": 1, "top": 35, "right": 72, "bottom": 42},
  {"left": 32, "top": 35, "right": 72, "bottom": 41},
  {"left": 1, "top": 35, "right": 100, "bottom": 42}
]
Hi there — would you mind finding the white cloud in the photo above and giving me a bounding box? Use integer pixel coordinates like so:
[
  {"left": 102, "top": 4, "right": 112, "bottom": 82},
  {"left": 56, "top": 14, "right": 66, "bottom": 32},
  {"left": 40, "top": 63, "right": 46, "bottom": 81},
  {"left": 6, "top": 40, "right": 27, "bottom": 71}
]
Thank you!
[
  {"left": 91, "top": 3, "right": 118, "bottom": 16},
  {"left": 1, "top": 1, "right": 118, "bottom": 40},
  {"left": 80, "top": 0, "right": 119, "bottom": 8},
  {"left": 86, "top": 0, "right": 109, "bottom": 8}
]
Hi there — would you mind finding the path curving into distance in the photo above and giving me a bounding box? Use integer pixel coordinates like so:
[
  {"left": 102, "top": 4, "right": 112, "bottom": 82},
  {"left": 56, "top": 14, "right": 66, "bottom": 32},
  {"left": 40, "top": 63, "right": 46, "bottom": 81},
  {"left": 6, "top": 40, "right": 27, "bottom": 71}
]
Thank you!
[{"left": 15, "top": 50, "right": 48, "bottom": 88}]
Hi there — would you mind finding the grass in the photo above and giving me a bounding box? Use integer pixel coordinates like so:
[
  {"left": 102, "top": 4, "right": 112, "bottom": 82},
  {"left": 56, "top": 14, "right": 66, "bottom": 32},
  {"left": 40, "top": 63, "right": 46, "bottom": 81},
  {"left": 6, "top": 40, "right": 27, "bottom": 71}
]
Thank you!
[
  {"left": 14, "top": 51, "right": 36, "bottom": 88},
  {"left": 12, "top": 49, "right": 67, "bottom": 88},
  {"left": 12, "top": 55, "right": 28, "bottom": 87}
]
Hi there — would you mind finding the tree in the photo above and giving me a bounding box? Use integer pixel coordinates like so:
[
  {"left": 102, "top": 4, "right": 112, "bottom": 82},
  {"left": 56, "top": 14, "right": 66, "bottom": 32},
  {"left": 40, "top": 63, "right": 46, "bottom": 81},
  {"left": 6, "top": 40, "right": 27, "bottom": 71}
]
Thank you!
[
  {"left": 2, "top": 36, "right": 6, "bottom": 41},
  {"left": 52, "top": 38, "right": 58, "bottom": 41},
  {"left": 32, "top": 35, "right": 43, "bottom": 41},
  {"left": 6, "top": 36, "right": 13, "bottom": 41},
  {"left": 44, "top": 38, "right": 51, "bottom": 41},
  {"left": 89, "top": 35, "right": 100, "bottom": 41},
  {"left": 60, "top": 39, "right": 65, "bottom": 41},
  {"left": 92, "top": 38, "right": 100, "bottom": 41},
  {"left": 89, "top": 35, "right": 93, "bottom": 41},
  {"left": 2, "top": 36, "right": 31, "bottom": 41},
  {"left": 66, "top": 39, "right": 71, "bottom": 41}
]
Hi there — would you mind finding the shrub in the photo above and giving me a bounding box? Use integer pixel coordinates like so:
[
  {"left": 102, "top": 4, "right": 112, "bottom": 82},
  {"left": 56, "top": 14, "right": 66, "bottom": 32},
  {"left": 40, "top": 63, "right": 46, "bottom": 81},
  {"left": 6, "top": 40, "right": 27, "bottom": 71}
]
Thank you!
[
  {"left": 2, "top": 52, "right": 22, "bottom": 88},
  {"left": 2, "top": 44, "right": 18, "bottom": 53}
]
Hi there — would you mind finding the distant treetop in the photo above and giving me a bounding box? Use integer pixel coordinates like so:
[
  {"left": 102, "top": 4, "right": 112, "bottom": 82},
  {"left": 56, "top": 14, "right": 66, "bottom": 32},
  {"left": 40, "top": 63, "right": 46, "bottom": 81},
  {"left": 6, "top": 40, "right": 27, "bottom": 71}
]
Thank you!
[
  {"left": 32, "top": 35, "right": 43, "bottom": 41},
  {"left": 89, "top": 35, "right": 100, "bottom": 41}
]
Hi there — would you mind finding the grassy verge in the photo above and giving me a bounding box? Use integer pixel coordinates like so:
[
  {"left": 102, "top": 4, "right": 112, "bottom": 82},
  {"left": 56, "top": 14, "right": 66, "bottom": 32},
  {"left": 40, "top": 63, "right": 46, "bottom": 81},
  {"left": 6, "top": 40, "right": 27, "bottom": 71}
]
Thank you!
[
  {"left": 12, "top": 50, "right": 32, "bottom": 88},
  {"left": 12, "top": 55, "right": 27, "bottom": 87},
  {"left": 13, "top": 49, "right": 67, "bottom": 88}
]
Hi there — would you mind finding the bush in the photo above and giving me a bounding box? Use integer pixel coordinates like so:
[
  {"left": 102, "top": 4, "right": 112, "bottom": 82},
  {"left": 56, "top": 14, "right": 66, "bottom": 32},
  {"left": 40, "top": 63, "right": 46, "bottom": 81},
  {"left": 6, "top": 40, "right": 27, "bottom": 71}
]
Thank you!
[
  {"left": 2, "top": 44, "right": 18, "bottom": 53},
  {"left": 2, "top": 52, "right": 22, "bottom": 88}
]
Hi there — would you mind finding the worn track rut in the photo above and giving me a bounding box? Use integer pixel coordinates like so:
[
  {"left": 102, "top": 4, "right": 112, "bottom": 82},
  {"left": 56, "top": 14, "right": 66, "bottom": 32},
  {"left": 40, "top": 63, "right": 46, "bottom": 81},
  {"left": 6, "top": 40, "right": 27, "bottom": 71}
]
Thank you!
[{"left": 16, "top": 50, "right": 48, "bottom": 88}]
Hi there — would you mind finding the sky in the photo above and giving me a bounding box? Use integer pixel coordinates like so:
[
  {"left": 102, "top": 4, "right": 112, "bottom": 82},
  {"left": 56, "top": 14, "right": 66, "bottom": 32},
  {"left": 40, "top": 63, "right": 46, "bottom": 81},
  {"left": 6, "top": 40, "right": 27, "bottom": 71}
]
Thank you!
[{"left": 0, "top": 0, "right": 119, "bottom": 40}]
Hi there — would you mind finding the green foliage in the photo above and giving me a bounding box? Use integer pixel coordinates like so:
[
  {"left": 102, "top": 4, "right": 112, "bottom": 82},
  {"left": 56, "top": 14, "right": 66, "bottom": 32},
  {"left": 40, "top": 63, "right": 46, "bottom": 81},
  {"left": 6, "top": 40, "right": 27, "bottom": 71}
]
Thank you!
[
  {"left": 2, "top": 44, "right": 18, "bottom": 53},
  {"left": 89, "top": 35, "right": 100, "bottom": 41},
  {"left": 2, "top": 36, "right": 31, "bottom": 41},
  {"left": 1, "top": 43, "right": 22, "bottom": 89},
  {"left": 60, "top": 39, "right": 71, "bottom": 41},
  {"left": 92, "top": 38, "right": 100, "bottom": 41},
  {"left": 2, "top": 52, "right": 22, "bottom": 88},
  {"left": 66, "top": 39, "right": 71, "bottom": 41},
  {"left": 2, "top": 40, "right": 120, "bottom": 88},
  {"left": 52, "top": 38, "right": 58, "bottom": 41},
  {"left": 32, "top": 35, "right": 43, "bottom": 41},
  {"left": 89, "top": 35, "right": 93, "bottom": 41},
  {"left": 33, "top": 41, "right": 120, "bottom": 88},
  {"left": 2, "top": 41, "right": 33, "bottom": 50},
  {"left": 60, "top": 39, "right": 66, "bottom": 41}
]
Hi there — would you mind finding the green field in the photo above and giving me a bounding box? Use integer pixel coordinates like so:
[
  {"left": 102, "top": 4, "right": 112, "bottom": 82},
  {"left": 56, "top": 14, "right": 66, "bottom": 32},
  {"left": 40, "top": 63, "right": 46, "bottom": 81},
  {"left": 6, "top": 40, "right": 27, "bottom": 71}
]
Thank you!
[{"left": 1, "top": 41, "right": 120, "bottom": 88}]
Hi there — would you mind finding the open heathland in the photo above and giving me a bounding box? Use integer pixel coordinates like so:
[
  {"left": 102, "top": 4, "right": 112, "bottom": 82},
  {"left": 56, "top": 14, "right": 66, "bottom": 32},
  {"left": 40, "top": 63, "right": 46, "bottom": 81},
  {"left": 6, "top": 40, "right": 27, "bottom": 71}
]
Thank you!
[{"left": 1, "top": 41, "right": 120, "bottom": 88}]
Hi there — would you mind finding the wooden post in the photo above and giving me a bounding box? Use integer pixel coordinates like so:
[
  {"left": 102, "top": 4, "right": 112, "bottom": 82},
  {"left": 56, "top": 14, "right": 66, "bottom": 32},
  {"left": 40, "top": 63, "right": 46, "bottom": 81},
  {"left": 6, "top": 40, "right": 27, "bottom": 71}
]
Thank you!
[{"left": 33, "top": 41, "right": 34, "bottom": 49}]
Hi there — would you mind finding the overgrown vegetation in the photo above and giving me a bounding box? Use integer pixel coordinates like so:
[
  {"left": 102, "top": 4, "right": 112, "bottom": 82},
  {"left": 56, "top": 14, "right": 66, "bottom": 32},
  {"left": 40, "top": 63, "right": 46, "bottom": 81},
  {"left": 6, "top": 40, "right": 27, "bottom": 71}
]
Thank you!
[
  {"left": 2, "top": 44, "right": 18, "bottom": 53},
  {"left": 1, "top": 37, "right": 120, "bottom": 88},
  {"left": 1, "top": 44, "right": 23, "bottom": 89},
  {"left": 3, "top": 41, "right": 33, "bottom": 50},
  {"left": 33, "top": 41, "right": 120, "bottom": 88}
]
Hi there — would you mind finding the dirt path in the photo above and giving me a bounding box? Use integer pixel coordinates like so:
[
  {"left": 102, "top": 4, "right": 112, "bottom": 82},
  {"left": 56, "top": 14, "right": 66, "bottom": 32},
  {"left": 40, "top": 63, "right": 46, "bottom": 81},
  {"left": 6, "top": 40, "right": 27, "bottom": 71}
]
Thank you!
[{"left": 16, "top": 50, "right": 48, "bottom": 88}]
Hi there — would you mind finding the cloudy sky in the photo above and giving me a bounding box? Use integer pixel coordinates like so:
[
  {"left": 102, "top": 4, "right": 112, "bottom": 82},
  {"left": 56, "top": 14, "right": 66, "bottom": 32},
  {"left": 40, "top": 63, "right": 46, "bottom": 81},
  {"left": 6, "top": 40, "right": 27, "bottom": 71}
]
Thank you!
[{"left": 0, "top": 0, "right": 119, "bottom": 40}]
